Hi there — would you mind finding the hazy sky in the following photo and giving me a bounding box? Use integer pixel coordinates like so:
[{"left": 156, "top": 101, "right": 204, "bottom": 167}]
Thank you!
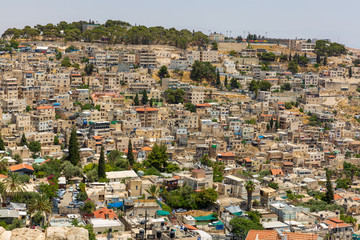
[{"left": 1, "top": 0, "right": 359, "bottom": 48}]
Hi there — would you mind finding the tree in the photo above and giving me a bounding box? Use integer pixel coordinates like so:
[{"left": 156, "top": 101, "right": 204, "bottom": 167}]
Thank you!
[
  {"left": 81, "top": 200, "right": 96, "bottom": 214},
  {"left": 68, "top": 126, "right": 80, "bottom": 166},
  {"left": 343, "top": 162, "right": 358, "bottom": 184},
  {"left": 268, "top": 182, "right": 279, "bottom": 190},
  {"left": 349, "top": 67, "right": 353, "bottom": 78},
  {"left": 323, "top": 55, "right": 327, "bottom": 66},
  {"left": 316, "top": 54, "right": 321, "bottom": 64},
  {"left": 98, "top": 146, "right": 106, "bottom": 180},
  {"left": 62, "top": 161, "right": 82, "bottom": 179},
  {"left": 84, "top": 63, "right": 94, "bottom": 75},
  {"left": 0, "top": 136, "right": 5, "bottom": 151},
  {"left": 145, "top": 185, "right": 159, "bottom": 199},
  {"left": 55, "top": 51, "right": 62, "bottom": 60},
  {"left": 141, "top": 90, "right": 148, "bottom": 105},
  {"left": 285, "top": 102, "right": 292, "bottom": 109},
  {"left": 158, "top": 65, "right": 170, "bottom": 79},
  {"left": 216, "top": 70, "right": 221, "bottom": 86},
  {"left": 190, "top": 61, "right": 216, "bottom": 83},
  {"left": 230, "top": 217, "right": 263, "bottom": 238},
  {"left": 211, "top": 41, "right": 218, "bottom": 50},
  {"left": 127, "top": 139, "right": 135, "bottom": 166},
  {"left": 185, "top": 103, "right": 196, "bottom": 113},
  {"left": 53, "top": 135, "right": 60, "bottom": 145},
  {"left": 164, "top": 89, "right": 185, "bottom": 104},
  {"left": 61, "top": 57, "right": 72, "bottom": 67},
  {"left": 133, "top": 93, "right": 140, "bottom": 106},
  {"left": 3, "top": 172, "right": 26, "bottom": 199},
  {"left": 28, "top": 141, "right": 41, "bottom": 154},
  {"left": 28, "top": 194, "right": 52, "bottom": 226},
  {"left": 107, "top": 150, "right": 122, "bottom": 163},
  {"left": 144, "top": 143, "right": 168, "bottom": 171},
  {"left": 323, "top": 169, "right": 334, "bottom": 204},
  {"left": 13, "top": 154, "right": 22, "bottom": 164},
  {"left": 20, "top": 133, "right": 27, "bottom": 146},
  {"left": 194, "top": 188, "right": 218, "bottom": 209},
  {"left": 245, "top": 181, "right": 255, "bottom": 211},
  {"left": 224, "top": 75, "right": 228, "bottom": 87},
  {"left": 281, "top": 83, "right": 291, "bottom": 91},
  {"left": 288, "top": 60, "right": 299, "bottom": 74},
  {"left": 230, "top": 78, "right": 240, "bottom": 89}
]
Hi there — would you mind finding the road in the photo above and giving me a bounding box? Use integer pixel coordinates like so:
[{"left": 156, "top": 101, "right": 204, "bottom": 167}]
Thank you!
[{"left": 59, "top": 190, "right": 72, "bottom": 207}]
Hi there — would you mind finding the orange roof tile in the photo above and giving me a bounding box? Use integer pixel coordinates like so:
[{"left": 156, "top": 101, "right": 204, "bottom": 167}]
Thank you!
[
  {"left": 93, "top": 207, "right": 117, "bottom": 220},
  {"left": 183, "top": 224, "right": 198, "bottom": 230},
  {"left": 334, "top": 194, "right": 343, "bottom": 200},
  {"left": 245, "top": 158, "right": 252, "bottom": 162},
  {"left": 0, "top": 174, "right": 7, "bottom": 178},
  {"left": 219, "top": 152, "right": 235, "bottom": 157},
  {"left": 271, "top": 169, "right": 284, "bottom": 176},
  {"left": 354, "top": 197, "right": 360, "bottom": 201},
  {"left": 246, "top": 230, "right": 279, "bottom": 240},
  {"left": 40, "top": 159, "right": 51, "bottom": 165},
  {"left": 135, "top": 107, "right": 159, "bottom": 112},
  {"left": 36, "top": 106, "right": 54, "bottom": 110},
  {"left": 123, "top": 149, "right": 138, "bottom": 154},
  {"left": 196, "top": 103, "right": 212, "bottom": 107},
  {"left": 173, "top": 176, "right": 181, "bottom": 180},
  {"left": 324, "top": 218, "right": 351, "bottom": 229},
  {"left": 93, "top": 136, "right": 102, "bottom": 140},
  {"left": 142, "top": 146, "right": 152, "bottom": 151},
  {"left": 10, "top": 163, "right": 34, "bottom": 172}
]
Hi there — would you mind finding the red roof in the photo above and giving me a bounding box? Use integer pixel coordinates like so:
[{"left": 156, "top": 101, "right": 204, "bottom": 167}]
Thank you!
[
  {"left": 183, "top": 224, "right": 198, "bottom": 230},
  {"left": 93, "top": 136, "right": 102, "bottom": 140},
  {"left": 123, "top": 149, "right": 138, "bottom": 154},
  {"left": 36, "top": 106, "right": 54, "bottom": 110},
  {"left": 142, "top": 146, "right": 152, "bottom": 151},
  {"left": 93, "top": 207, "right": 118, "bottom": 220},
  {"left": 219, "top": 152, "right": 235, "bottom": 157},
  {"left": 271, "top": 169, "right": 284, "bottom": 176},
  {"left": 196, "top": 103, "right": 212, "bottom": 107},
  {"left": 324, "top": 218, "right": 351, "bottom": 229},
  {"left": 246, "top": 230, "right": 319, "bottom": 240},
  {"left": 173, "top": 176, "right": 181, "bottom": 180},
  {"left": 0, "top": 174, "right": 7, "bottom": 178},
  {"left": 334, "top": 194, "right": 343, "bottom": 200},
  {"left": 245, "top": 158, "right": 252, "bottom": 162},
  {"left": 10, "top": 163, "right": 34, "bottom": 172},
  {"left": 135, "top": 107, "right": 158, "bottom": 112}
]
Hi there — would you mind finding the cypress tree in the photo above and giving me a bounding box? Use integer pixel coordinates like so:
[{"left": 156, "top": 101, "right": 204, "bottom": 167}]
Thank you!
[
  {"left": 98, "top": 146, "right": 106, "bottom": 180},
  {"left": 134, "top": 93, "right": 140, "bottom": 106},
  {"left": 349, "top": 67, "right": 352, "bottom": 78},
  {"left": 224, "top": 75, "right": 228, "bottom": 88},
  {"left": 0, "top": 135, "right": 5, "bottom": 151},
  {"left": 289, "top": 53, "right": 292, "bottom": 61},
  {"left": 323, "top": 169, "right": 334, "bottom": 204},
  {"left": 150, "top": 98, "right": 154, "bottom": 107},
  {"left": 216, "top": 70, "right": 221, "bottom": 86},
  {"left": 127, "top": 139, "right": 135, "bottom": 166},
  {"left": 316, "top": 54, "right": 321, "bottom": 64},
  {"left": 323, "top": 55, "right": 327, "bottom": 66},
  {"left": 141, "top": 90, "right": 148, "bottom": 105},
  {"left": 68, "top": 126, "right": 80, "bottom": 166},
  {"left": 20, "top": 133, "right": 27, "bottom": 146},
  {"left": 270, "top": 118, "right": 274, "bottom": 130}
]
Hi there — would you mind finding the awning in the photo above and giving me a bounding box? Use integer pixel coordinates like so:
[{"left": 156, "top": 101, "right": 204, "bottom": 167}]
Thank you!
[
  {"left": 193, "top": 214, "right": 217, "bottom": 221},
  {"left": 108, "top": 201, "right": 123, "bottom": 209},
  {"left": 156, "top": 210, "right": 170, "bottom": 216}
]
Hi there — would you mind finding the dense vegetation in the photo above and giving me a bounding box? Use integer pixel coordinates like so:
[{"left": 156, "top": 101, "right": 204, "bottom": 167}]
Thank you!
[
  {"left": 2, "top": 20, "right": 209, "bottom": 49},
  {"left": 315, "top": 40, "right": 346, "bottom": 57}
]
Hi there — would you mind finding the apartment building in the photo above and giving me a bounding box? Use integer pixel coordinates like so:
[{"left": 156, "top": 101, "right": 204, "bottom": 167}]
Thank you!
[
  {"left": 135, "top": 107, "right": 159, "bottom": 128},
  {"left": 135, "top": 50, "right": 156, "bottom": 68}
]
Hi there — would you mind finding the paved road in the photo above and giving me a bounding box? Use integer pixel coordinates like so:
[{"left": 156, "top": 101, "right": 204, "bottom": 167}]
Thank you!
[{"left": 60, "top": 190, "right": 72, "bottom": 207}]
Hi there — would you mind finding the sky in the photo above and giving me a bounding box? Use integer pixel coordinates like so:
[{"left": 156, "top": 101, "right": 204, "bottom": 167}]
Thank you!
[{"left": 1, "top": 0, "right": 359, "bottom": 48}]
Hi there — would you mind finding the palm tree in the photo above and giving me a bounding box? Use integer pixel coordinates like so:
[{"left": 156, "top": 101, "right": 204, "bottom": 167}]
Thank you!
[
  {"left": 3, "top": 172, "right": 25, "bottom": 200},
  {"left": 0, "top": 157, "right": 8, "bottom": 174},
  {"left": 245, "top": 181, "right": 255, "bottom": 211},
  {"left": 28, "top": 194, "right": 52, "bottom": 226},
  {"left": 145, "top": 185, "right": 159, "bottom": 199}
]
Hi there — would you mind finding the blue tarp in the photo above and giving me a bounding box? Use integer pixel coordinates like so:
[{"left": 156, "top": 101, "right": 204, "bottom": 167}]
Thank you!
[{"left": 108, "top": 201, "right": 123, "bottom": 209}]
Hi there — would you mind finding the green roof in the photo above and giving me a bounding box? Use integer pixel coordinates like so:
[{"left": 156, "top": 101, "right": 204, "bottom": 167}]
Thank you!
[
  {"left": 193, "top": 214, "right": 217, "bottom": 221},
  {"left": 213, "top": 221, "right": 223, "bottom": 226},
  {"left": 233, "top": 212, "right": 243, "bottom": 216},
  {"left": 156, "top": 210, "right": 170, "bottom": 216}
]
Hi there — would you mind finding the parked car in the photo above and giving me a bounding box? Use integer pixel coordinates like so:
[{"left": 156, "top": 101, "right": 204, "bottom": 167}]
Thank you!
[{"left": 176, "top": 208, "right": 187, "bottom": 213}]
